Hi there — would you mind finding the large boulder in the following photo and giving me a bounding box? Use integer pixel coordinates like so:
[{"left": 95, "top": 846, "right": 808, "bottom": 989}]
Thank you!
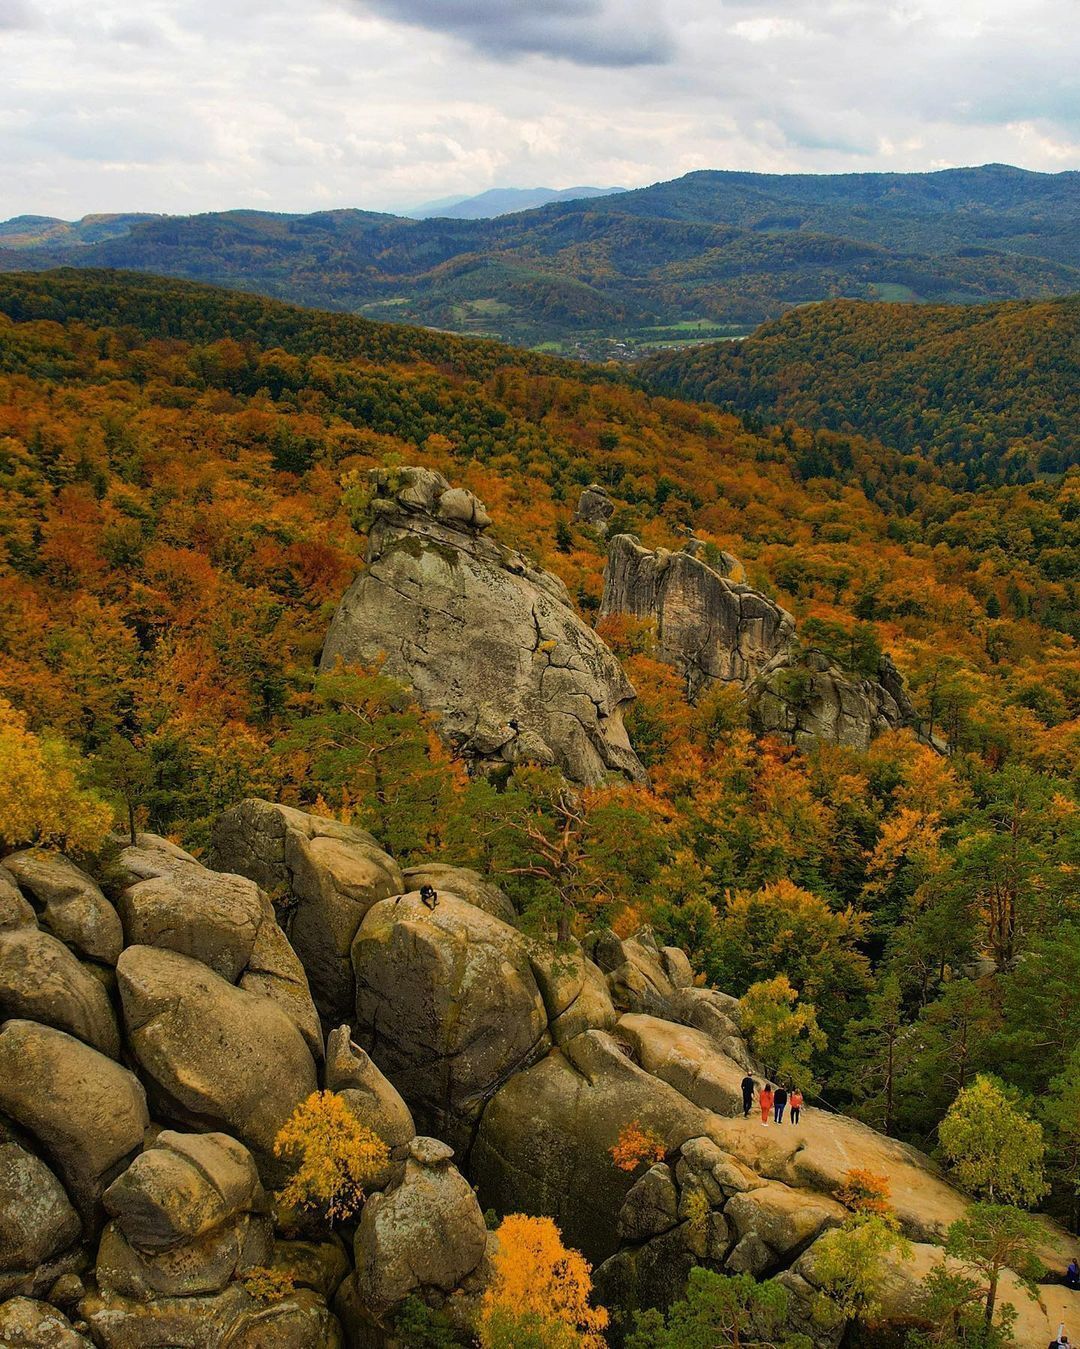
[
  {"left": 616, "top": 1013, "right": 747, "bottom": 1117},
  {"left": 472, "top": 1029, "right": 723, "bottom": 1262},
  {"left": 102, "top": 1131, "right": 266, "bottom": 1254},
  {"left": 2, "top": 852, "right": 122, "bottom": 965},
  {"left": 114, "top": 834, "right": 321, "bottom": 1058},
  {"left": 0, "top": 1021, "right": 148, "bottom": 1217},
  {"left": 527, "top": 938, "right": 618, "bottom": 1045},
  {"left": 600, "top": 533, "right": 910, "bottom": 750},
  {"left": 116, "top": 947, "right": 317, "bottom": 1163},
  {"left": 0, "top": 1296, "right": 92, "bottom": 1347},
  {"left": 319, "top": 466, "right": 645, "bottom": 786},
  {"left": 352, "top": 892, "right": 550, "bottom": 1149},
  {"left": 574, "top": 483, "right": 616, "bottom": 532},
  {"left": 0, "top": 1128, "right": 81, "bottom": 1278},
  {"left": 210, "top": 800, "right": 403, "bottom": 1024},
  {"left": 585, "top": 928, "right": 678, "bottom": 1016},
  {"left": 351, "top": 1136, "right": 488, "bottom": 1321},
  {"left": 0, "top": 926, "right": 120, "bottom": 1057}
]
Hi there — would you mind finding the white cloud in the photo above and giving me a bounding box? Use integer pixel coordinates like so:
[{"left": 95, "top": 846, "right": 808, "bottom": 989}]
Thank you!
[{"left": 0, "top": 0, "right": 1076, "bottom": 219}]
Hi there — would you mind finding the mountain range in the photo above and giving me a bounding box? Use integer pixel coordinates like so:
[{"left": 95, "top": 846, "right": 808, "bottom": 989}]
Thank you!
[
  {"left": 2, "top": 164, "right": 1078, "bottom": 352},
  {"left": 402, "top": 185, "right": 624, "bottom": 219}
]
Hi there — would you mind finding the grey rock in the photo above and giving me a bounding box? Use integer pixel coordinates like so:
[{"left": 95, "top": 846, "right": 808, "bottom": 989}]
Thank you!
[
  {"left": 3, "top": 852, "right": 122, "bottom": 965},
  {"left": 95, "top": 1210, "right": 271, "bottom": 1299},
  {"left": 352, "top": 892, "right": 550, "bottom": 1150},
  {"left": 725, "top": 1232, "right": 775, "bottom": 1275},
  {"left": 116, "top": 946, "right": 316, "bottom": 1163},
  {"left": 600, "top": 533, "right": 911, "bottom": 750},
  {"left": 0, "top": 867, "right": 35, "bottom": 931},
  {"left": 616, "top": 1164, "right": 679, "bottom": 1243},
  {"left": 574, "top": 484, "right": 615, "bottom": 531},
  {"left": 0, "top": 926, "right": 120, "bottom": 1057},
  {"left": 210, "top": 800, "right": 402, "bottom": 1025},
  {"left": 585, "top": 929, "right": 677, "bottom": 1016},
  {"left": 0, "top": 1130, "right": 81, "bottom": 1273},
  {"left": 320, "top": 466, "right": 645, "bottom": 787},
  {"left": 351, "top": 1136, "right": 487, "bottom": 1318},
  {"left": 527, "top": 938, "right": 618, "bottom": 1045},
  {"left": 0, "top": 1021, "right": 148, "bottom": 1216}
]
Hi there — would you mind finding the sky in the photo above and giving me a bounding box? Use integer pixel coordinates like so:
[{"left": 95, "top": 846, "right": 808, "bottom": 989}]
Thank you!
[{"left": 2, "top": 0, "right": 1078, "bottom": 219}]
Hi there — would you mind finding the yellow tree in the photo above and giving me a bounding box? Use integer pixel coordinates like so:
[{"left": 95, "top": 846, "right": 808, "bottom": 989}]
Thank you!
[{"left": 480, "top": 1214, "right": 608, "bottom": 1349}]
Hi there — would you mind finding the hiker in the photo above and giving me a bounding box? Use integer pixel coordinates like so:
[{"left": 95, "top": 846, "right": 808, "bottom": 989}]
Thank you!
[
  {"left": 741, "top": 1074, "right": 756, "bottom": 1118},
  {"left": 789, "top": 1087, "right": 804, "bottom": 1125},
  {"left": 773, "top": 1084, "right": 788, "bottom": 1124},
  {"left": 759, "top": 1083, "right": 774, "bottom": 1126},
  {"left": 419, "top": 883, "right": 439, "bottom": 911},
  {"left": 1048, "top": 1326, "right": 1070, "bottom": 1349},
  {"left": 1067, "top": 1259, "right": 1080, "bottom": 1290}
]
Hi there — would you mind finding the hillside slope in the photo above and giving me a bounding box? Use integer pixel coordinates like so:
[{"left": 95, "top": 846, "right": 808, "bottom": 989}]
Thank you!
[
  {"left": 3, "top": 165, "right": 1078, "bottom": 350},
  {"left": 641, "top": 295, "right": 1080, "bottom": 485}
]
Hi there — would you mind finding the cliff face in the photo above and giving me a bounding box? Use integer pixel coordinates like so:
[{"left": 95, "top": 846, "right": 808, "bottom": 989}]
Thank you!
[
  {"left": 320, "top": 467, "right": 645, "bottom": 786},
  {"left": 600, "top": 533, "right": 912, "bottom": 751}
]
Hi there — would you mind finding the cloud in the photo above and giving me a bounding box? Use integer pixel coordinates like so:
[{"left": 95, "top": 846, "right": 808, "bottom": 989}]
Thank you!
[
  {"left": 0, "top": 0, "right": 36, "bottom": 29},
  {"left": 357, "top": 0, "right": 676, "bottom": 66}
]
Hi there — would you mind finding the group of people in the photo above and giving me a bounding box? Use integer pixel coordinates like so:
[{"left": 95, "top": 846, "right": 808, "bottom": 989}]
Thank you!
[{"left": 740, "top": 1075, "right": 803, "bottom": 1125}]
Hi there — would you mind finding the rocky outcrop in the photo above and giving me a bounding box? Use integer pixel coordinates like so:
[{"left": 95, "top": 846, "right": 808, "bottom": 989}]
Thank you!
[
  {"left": 352, "top": 891, "right": 551, "bottom": 1151},
  {"left": 211, "top": 799, "right": 404, "bottom": 1025},
  {"left": 3, "top": 852, "right": 122, "bottom": 966},
  {"left": 320, "top": 466, "right": 645, "bottom": 786},
  {"left": 600, "top": 533, "right": 912, "bottom": 750},
  {"left": 574, "top": 483, "right": 615, "bottom": 532},
  {"left": 118, "top": 833, "right": 322, "bottom": 1058}
]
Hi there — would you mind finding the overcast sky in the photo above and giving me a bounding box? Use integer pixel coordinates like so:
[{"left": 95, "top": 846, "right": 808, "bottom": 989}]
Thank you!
[{"left": 2, "top": 0, "right": 1078, "bottom": 219}]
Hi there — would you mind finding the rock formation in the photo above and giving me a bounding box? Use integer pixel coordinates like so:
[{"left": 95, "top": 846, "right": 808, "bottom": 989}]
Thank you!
[
  {"left": 601, "top": 532, "right": 913, "bottom": 750},
  {"left": 320, "top": 466, "right": 645, "bottom": 785},
  {"left": 2, "top": 815, "right": 1077, "bottom": 1348},
  {"left": 574, "top": 483, "right": 616, "bottom": 532}
]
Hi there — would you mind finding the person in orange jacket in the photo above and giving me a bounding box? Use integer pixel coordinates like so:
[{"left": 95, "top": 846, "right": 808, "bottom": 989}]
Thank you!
[
  {"left": 789, "top": 1088, "right": 804, "bottom": 1124},
  {"left": 759, "top": 1083, "right": 774, "bottom": 1125}
]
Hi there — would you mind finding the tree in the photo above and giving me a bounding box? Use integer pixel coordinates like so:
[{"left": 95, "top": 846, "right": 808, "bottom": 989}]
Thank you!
[
  {"left": 944, "top": 1204, "right": 1044, "bottom": 1331},
  {"left": 838, "top": 975, "right": 909, "bottom": 1136},
  {"left": 810, "top": 1214, "right": 912, "bottom": 1326},
  {"left": 273, "top": 1091, "right": 389, "bottom": 1224},
  {"left": 91, "top": 732, "right": 155, "bottom": 845},
  {"left": 938, "top": 1076, "right": 1047, "bottom": 1206},
  {"left": 627, "top": 1266, "right": 812, "bottom": 1348},
  {"left": 278, "top": 663, "right": 464, "bottom": 859},
  {"left": 739, "top": 976, "right": 825, "bottom": 1088},
  {"left": 0, "top": 696, "right": 113, "bottom": 853},
  {"left": 1039, "top": 1044, "right": 1080, "bottom": 1232},
  {"left": 909, "top": 1260, "right": 1018, "bottom": 1347},
  {"left": 610, "top": 1120, "right": 666, "bottom": 1174},
  {"left": 479, "top": 1214, "right": 608, "bottom": 1349}
]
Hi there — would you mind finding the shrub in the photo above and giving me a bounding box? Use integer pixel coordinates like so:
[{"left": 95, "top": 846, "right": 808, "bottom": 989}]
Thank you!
[
  {"left": 610, "top": 1120, "right": 666, "bottom": 1173},
  {"left": 273, "top": 1090, "right": 389, "bottom": 1223}
]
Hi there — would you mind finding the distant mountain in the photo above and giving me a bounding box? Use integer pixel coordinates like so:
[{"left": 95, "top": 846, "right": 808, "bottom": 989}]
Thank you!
[
  {"left": 405, "top": 186, "right": 624, "bottom": 219},
  {"left": 3, "top": 165, "right": 1078, "bottom": 349},
  {"left": 641, "top": 294, "right": 1080, "bottom": 484},
  {"left": 0, "top": 212, "right": 160, "bottom": 249}
]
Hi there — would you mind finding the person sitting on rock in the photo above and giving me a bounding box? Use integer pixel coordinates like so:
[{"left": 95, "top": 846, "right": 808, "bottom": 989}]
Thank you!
[
  {"left": 420, "top": 884, "right": 439, "bottom": 910},
  {"left": 1066, "top": 1259, "right": 1080, "bottom": 1290},
  {"left": 773, "top": 1084, "right": 788, "bottom": 1124},
  {"left": 741, "top": 1073, "right": 756, "bottom": 1118},
  {"left": 789, "top": 1087, "right": 804, "bottom": 1125},
  {"left": 759, "top": 1083, "right": 774, "bottom": 1126}
]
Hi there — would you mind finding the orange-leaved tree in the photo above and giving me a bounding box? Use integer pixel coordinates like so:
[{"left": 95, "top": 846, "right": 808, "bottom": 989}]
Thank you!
[
  {"left": 610, "top": 1120, "right": 666, "bottom": 1174},
  {"left": 836, "top": 1168, "right": 894, "bottom": 1218},
  {"left": 273, "top": 1091, "right": 388, "bottom": 1224},
  {"left": 479, "top": 1213, "right": 608, "bottom": 1349}
]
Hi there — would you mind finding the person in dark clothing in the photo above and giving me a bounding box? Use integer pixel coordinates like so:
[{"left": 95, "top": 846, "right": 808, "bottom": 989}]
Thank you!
[
  {"left": 1066, "top": 1258, "right": 1079, "bottom": 1289},
  {"left": 419, "top": 884, "right": 439, "bottom": 911},
  {"left": 773, "top": 1085, "right": 788, "bottom": 1124},
  {"left": 741, "top": 1075, "right": 756, "bottom": 1118}
]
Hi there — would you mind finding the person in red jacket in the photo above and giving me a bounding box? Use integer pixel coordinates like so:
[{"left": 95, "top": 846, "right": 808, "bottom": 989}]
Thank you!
[
  {"left": 789, "top": 1088, "right": 804, "bottom": 1124},
  {"left": 759, "top": 1083, "right": 774, "bottom": 1125}
]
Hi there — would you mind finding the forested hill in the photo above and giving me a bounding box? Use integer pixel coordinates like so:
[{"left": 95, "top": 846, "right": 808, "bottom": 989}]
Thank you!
[
  {"left": 2, "top": 164, "right": 1078, "bottom": 350},
  {"left": 640, "top": 295, "right": 1080, "bottom": 486}
]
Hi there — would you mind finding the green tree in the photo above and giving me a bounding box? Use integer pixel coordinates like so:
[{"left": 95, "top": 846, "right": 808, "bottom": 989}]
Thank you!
[
  {"left": 909, "top": 1261, "right": 1018, "bottom": 1347},
  {"left": 1039, "top": 1045, "right": 1080, "bottom": 1231},
  {"left": 91, "top": 732, "right": 155, "bottom": 845},
  {"left": 627, "top": 1266, "right": 813, "bottom": 1349},
  {"left": 943, "top": 1204, "right": 1044, "bottom": 1332},
  {"left": 279, "top": 663, "right": 462, "bottom": 858},
  {"left": 739, "top": 976, "right": 826, "bottom": 1089},
  {"left": 809, "top": 1214, "right": 912, "bottom": 1327},
  {"left": 938, "top": 1076, "right": 1047, "bottom": 1206},
  {"left": 838, "top": 974, "right": 910, "bottom": 1136}
]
